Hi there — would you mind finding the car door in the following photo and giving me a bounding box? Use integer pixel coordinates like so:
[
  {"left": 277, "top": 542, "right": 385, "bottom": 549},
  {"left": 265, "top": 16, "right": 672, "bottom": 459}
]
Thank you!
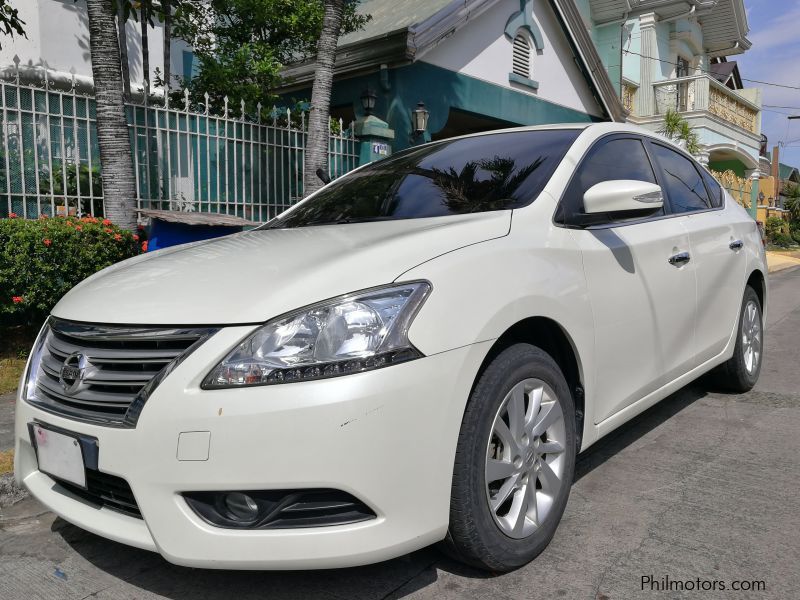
[
  {"left": 647, "top": 141, "right": 746, "bottom": 364},
  {"left": 555, "top": 135, "right": 697, "bottom": 424}
]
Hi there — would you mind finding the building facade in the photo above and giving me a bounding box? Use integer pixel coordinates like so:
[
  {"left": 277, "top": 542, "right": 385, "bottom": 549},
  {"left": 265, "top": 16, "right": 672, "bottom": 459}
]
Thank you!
[
  {"left": 576, "top": 0, "right": 764, "bottom": 179},
  {"left": 280, "top": 0, "right": 626, "bottom": 155},
  {"left": 0, "top": 0, "right": 190, "bottom": 93}
]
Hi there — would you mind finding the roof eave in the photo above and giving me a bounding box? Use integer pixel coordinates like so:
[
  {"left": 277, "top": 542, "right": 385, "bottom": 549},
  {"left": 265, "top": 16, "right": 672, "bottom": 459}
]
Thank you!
[{"left": 550, "top": 0, "right": 628, "bottom": 122}]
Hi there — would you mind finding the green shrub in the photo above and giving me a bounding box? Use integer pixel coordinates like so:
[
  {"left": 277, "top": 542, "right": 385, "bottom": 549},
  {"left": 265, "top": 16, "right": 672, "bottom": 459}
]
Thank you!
[
  {"left": 0, "top": 215, "right": 144, "bottom": 326},
  {"left": 765, "top": 216, "right": 789, "bottom": 239},
  {"left": 770, "top": 232, "right": 794, "bottom": 248},
  {"left": 790, "top": 222, "right": 800, "bottom": 245}
]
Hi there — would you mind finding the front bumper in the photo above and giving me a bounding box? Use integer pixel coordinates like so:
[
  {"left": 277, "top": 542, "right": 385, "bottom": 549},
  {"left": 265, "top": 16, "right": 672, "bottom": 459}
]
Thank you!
[{"left": 15, "top": 326, "right": 490, "bottom": 569}]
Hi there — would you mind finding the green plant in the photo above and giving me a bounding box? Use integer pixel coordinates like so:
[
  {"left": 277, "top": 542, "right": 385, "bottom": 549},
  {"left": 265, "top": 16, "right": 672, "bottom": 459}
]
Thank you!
[
  {"left": 0, "top": 215, "right": 144, "bottom": 326},
  {"left": 658, "top": 109, "right": 701, "bottom": 156},
  {"left": 783, "top": 183, "right": 800, "bottom": 222},
  {"left": 770, "top": 232, "right": 793, "bottom": 248},
  {"left": 790, "top": 221, "right": 800, "bottom": 245},
  {"left": 765, "top": 215, "right": 789, "bottom": 239},
  {"left": 172, "top": 0, "right": 370, "bottom": 113}
]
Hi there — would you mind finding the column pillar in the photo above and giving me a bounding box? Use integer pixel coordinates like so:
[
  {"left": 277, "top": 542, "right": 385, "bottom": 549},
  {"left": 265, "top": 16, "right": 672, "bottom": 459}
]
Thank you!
[
  {"left": 749, "top": 172, "right": 760, "bottom": 220},
  {"left": 638, "top": 12, "right": 658, "bottom": 117},
  {"left": 353, "top": 115, "right": 395, "bottom": 166}
]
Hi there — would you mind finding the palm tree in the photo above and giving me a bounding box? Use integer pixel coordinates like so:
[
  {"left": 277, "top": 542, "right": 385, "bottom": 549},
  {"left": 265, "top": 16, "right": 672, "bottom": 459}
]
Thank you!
[
  {"left": 783, "top": 183, "right": 800, "bottom": 221},
  {"left": 303, "top": 0, "right": 345, "bottom": 197},
  {"left": 139, "top": 0, "right": 151, "bottom": 92},
  {"left": 85, "top": 0, "right": 137, "bottom": 229},
  {"left": 162, "top": 0, "right": 171, "bottom": 92},
  {"left": 116, "top": 0, "right": 131, "bottom": 97},
  {"left": 659, "top": 109, "right": 700, "bottom": 156}
]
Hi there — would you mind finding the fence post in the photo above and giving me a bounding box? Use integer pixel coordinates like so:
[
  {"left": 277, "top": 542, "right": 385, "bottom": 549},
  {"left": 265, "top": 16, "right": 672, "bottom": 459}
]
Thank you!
[
  {"left": 353, "top": 114, "right": 394, "bottom": 166},
  {"left": 750, "top": 173, "right": 760, "bottom": 221}
]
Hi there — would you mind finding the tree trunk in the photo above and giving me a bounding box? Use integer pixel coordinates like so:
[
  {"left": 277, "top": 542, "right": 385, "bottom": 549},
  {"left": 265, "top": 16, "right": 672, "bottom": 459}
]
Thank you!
[
  {"left": 162, "top": 0, "right": 171, "bottom": 92},
  {"left": 303, "top": 0, "right": 344, "bottom": 197},
  {"left": 116, "top": 0, "right": 130, "bottom": 97},
  {"left": 85, "top": 0, "right": 137, "bottom": 230},
  {"left": 140, "top": 2, "right": 150, "bottom": 92}
]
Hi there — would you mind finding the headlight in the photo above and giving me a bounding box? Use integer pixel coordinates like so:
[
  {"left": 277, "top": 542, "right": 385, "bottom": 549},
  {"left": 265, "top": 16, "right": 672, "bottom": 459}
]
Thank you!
[{"left": 202, "top": 281, "right": 431, "bottom": 388}]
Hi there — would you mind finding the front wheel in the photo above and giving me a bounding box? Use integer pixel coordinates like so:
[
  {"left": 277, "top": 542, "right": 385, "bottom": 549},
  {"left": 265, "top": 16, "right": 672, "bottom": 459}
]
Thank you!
[
  {"left": 713, "top": 285, "right": 763, "bottom": 392},
  {"left": 443, "top": 344, "right": 576, "bottom": 572}
]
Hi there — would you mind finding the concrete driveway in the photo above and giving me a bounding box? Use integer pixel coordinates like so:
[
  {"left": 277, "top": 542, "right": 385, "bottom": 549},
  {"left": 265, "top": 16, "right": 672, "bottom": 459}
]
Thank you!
[{"left": 2, "top": 268, "right": 799, "bottom": 600}]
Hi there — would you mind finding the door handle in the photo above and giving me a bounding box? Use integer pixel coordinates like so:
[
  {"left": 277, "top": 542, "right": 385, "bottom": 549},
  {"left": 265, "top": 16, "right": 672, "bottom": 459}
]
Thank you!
[
  {"left": 668, "top": 251, "right": 691, "bottom": 266},
  {"left": 729, "top": 240, "right": 744, "bottom": 251}
]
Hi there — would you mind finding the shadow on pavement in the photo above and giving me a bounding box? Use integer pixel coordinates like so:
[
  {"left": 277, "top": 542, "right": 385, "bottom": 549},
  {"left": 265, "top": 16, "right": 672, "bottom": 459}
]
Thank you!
[{"left": 53, "top": 380, "right": 722, "bottom": 599}]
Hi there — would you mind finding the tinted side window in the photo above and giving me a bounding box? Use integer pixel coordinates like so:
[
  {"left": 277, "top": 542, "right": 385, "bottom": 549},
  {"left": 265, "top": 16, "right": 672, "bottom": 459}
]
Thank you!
[
  {"left": 650, "top": 143, "right": 711, "bottom": 213},
  {"left": 556, "top": 137, "right": 659, "bottom": 225},
  {"left": 699, "top": 167, "right": 724, "bottom": 208}
]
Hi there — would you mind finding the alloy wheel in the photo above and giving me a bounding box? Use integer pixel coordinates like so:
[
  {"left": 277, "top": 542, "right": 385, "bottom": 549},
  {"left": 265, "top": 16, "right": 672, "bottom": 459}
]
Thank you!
[
  {"left": 742, "top": 300, "right": 762, "bottom": 375},
  {"left": 484, "top": 378, "right": 567, "bottom": 539}
]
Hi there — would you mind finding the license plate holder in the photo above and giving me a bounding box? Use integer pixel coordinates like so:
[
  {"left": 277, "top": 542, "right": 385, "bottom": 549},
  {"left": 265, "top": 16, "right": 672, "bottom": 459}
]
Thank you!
[{"left": 30, "top": 423, "right": 88, "bottom": 489}]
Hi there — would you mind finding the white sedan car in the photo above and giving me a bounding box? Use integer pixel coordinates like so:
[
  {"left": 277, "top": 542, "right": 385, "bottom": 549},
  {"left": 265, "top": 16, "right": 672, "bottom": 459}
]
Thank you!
[{"left": 15, "top": 123, "right": 766, "bottom": 572}]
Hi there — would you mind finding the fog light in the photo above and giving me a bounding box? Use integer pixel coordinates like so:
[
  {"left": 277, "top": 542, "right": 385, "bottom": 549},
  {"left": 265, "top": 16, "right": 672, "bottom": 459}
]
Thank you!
[{"left": 224, "top": 492, "right": 259, "bottom": 521}]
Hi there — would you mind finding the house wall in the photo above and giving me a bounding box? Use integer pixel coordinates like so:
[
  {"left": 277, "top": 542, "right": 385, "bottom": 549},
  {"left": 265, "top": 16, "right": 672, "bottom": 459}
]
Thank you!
[
  {"left": 420, "top": 0, "right": 604, "bottom": 118},
  {"left": 0, "top": 0, "right": 189, "bottom": 90}
]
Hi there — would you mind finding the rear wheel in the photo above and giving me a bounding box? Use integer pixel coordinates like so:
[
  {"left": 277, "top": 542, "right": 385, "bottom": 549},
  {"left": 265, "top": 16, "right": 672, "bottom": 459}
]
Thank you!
[
  {"left": 443, "top": 344, "right": 576, "bottom": 571},
  {"left": 713, "top": 286, "right": 763, "bottom": 392}
]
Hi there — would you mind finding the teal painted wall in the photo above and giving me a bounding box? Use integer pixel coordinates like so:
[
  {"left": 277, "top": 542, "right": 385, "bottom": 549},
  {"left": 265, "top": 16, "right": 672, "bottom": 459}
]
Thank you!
[{"left": 305, "top": 62, "right": 597, "bottom": 151}]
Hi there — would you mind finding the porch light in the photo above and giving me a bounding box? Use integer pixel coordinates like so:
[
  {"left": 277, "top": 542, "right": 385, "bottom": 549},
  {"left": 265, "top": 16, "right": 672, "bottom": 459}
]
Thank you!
[
  {"left": 412, "top": 101, "right": 429, "bottom": 134},
  {"left": 360, "top": 88, "right": 377, "bottom": 115}
]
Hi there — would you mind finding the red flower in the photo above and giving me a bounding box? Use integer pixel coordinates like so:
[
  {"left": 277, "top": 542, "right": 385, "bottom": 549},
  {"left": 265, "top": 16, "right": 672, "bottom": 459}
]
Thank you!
[
  {"left": 132, "top": 234, "right": 140, "bottom": 242},
  {"left": 114, "top": 233, "right": 122, "bottom": 241},
  {"left": 12, "top": 296, "right": 23, "bottom": 304},
  {"left": 39, "top": 214, "right": 49, "bottom": 220},
  {"left": 75, "top": 225, "right": 83, "bottom": 231},
  {"left": 43, "top": 239, "right": 52, "bottom": 247},
  {"left": 141, "top": 241, "right": 149, "bottom": 252},
  {"left": 8, "top": 212, "right": 17, "bottom": 218},
  {"left": 102, "top": 219, "right": 112, "bottom": 226},
  {"left": 104, "top": 227, "right": 112, "bottom": 234}
]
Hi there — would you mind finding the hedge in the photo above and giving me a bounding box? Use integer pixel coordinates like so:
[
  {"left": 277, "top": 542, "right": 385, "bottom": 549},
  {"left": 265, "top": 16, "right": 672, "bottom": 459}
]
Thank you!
[{"left": 0, "top": 215, "right": 146, "bottom": 326}]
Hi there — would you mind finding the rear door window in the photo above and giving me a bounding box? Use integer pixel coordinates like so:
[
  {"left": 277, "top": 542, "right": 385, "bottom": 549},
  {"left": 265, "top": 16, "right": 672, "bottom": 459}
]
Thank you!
[
  {"left": 699, "top": 167, "right": 724, "bottom": 208},
  {"left": 649, "top": 143, "right": 712, "bottom": 213}
]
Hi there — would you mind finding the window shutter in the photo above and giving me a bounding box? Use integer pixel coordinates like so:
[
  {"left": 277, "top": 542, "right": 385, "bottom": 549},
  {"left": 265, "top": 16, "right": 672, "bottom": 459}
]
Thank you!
[{"left": 512, "top": 33, "right": 531, "bottom": 78}]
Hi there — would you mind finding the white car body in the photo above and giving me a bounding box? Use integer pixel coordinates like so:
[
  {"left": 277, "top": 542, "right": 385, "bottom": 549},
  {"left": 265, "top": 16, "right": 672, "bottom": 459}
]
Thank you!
[{"left": 14, "top": 123, "right": 767, "bottom": 569}]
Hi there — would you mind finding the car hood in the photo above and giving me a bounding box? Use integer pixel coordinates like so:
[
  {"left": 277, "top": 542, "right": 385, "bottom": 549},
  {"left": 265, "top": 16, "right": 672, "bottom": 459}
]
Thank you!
[{"left": 52, "top": 211, "right": 511, "bottom": 325}]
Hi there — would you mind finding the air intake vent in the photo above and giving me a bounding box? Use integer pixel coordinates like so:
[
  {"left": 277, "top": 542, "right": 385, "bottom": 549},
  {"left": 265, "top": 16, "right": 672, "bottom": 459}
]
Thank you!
[
  {"left": 513, "top": 32, "right": 531, "bottom": 79},
  {"left": 25, "top": 318, "right": 216, "bottom": 427},
  {"left": 52, "top": 469, "right": 142, "bottom": 519}
]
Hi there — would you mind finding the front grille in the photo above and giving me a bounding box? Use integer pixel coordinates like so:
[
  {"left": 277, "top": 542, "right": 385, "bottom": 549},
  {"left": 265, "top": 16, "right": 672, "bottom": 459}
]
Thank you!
[
  {"left": 26, "top": 318, "right": 216, "bottom": 427},
  {"left": 53, "top": 469, "right": 142, "bottom": 519}
]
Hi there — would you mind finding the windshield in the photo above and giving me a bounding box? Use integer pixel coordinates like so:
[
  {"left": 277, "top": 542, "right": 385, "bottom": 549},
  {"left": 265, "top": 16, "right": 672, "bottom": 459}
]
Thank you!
[{"left": 265, "top": 129, "right": 581, "bottom": 228}]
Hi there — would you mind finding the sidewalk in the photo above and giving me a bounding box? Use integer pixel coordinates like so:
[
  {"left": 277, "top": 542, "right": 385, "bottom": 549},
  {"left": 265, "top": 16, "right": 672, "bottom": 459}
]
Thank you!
[{"left": 767, "top": 251, "right": 800, "bottom": 273}]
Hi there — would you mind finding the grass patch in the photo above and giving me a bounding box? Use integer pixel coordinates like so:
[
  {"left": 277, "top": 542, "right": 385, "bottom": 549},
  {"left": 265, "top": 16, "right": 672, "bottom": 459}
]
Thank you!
[
  {"left": 0, "top": 325, "right": 39, "bottom": 395},
  {"left": 0, "top": 450, "right": 13, "bottom": 475},
  {"left": 0, "top": 358, "right": 25, "bottom": 395}
]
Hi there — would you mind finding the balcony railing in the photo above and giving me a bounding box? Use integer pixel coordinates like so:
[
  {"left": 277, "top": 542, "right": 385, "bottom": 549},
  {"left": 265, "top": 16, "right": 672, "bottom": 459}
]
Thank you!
[{"left": 651, "top": 74, "right": 759, "bottom": 134}]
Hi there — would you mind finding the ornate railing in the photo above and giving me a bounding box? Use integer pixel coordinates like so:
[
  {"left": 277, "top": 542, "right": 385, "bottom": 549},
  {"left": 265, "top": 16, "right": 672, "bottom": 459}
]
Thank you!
[
  {"left": 0, "top": 65, "right": 360, "bottom": 222},
  {"left": 711, "top": 169, "right": 751, "bottom": 209},
  {"left": 622, "top": 81, "right": 637, "bottom": 114},
  {"left": 652, "top": 74, "right": 759, "bottom": 134}
]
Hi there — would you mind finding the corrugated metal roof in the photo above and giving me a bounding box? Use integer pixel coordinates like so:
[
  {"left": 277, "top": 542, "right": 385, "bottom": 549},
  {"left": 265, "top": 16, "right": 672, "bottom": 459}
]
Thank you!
[
  {"left": 779, "top": 163, "right": 800, "bottom": 181},
  {"left": 339, "top": 0, "right": 455, "bottom": 46}
]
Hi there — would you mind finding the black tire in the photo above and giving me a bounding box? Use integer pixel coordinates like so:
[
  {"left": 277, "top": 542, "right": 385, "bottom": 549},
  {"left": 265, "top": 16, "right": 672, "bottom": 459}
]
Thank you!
[
  {"left": 712, "top": 286, "right": 763, "bottom": 392},
  {"left": 442, "top": 343, "right": 576, "bottom": 572}
]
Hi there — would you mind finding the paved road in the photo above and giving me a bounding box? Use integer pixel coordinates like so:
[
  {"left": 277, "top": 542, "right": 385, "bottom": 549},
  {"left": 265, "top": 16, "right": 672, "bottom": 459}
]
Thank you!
[{"left": 2, "top": 268, "right": 799, "bottom": 600}]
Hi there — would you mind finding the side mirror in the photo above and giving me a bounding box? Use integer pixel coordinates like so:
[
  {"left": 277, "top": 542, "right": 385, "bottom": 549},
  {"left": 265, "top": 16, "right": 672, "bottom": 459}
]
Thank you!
[{"left": 583, "top": 180, "right": 663, "bottom": 216}]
